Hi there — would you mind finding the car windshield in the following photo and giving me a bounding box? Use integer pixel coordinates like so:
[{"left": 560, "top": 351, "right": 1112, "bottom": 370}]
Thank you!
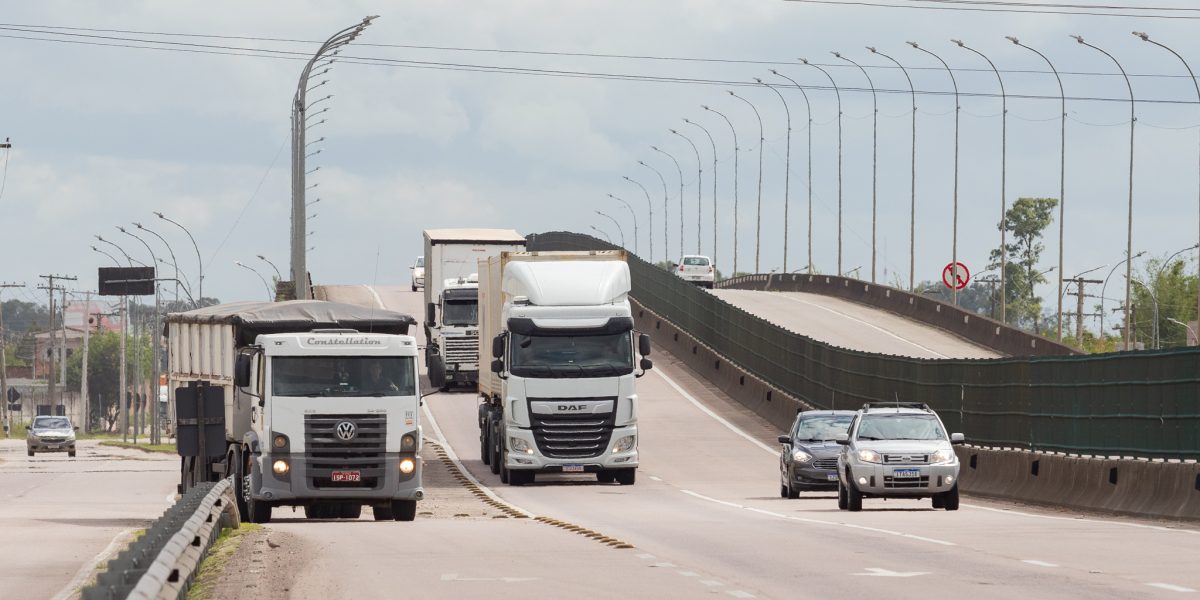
[
  {"left": 33, "top": 417, "right": 70, "bottom": 430},
  {"left": 443, "top": 300, "right": 478, "bottom": 327},
  {"left": 856, "top": 414, "right": 945, "bottom": 441},
  {"left": 510, "top": 332, "right": 633, "bottom": 378},
  {"left": 416, "top": 257, "right": 424, "bottom": 267},
  {"left": 682, "top": 257, "right": 709, "bottom": 266},
  {"left": 272, "top": 356, "right": 416, "bottom": 397},
  {"left": 792, "top": 415, "right": 852, "bottom": 441}
]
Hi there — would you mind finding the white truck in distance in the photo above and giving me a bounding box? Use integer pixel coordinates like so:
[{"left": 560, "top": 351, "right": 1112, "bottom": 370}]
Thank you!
[
  {"left": 165, "top": 301, "right": 424, "bottom": 523},
  {"left": 423, "top": 229, "right": 526, "bottom": 390},
  {"left": 478, "top": 250, "right": 652, "bottom": 486}
]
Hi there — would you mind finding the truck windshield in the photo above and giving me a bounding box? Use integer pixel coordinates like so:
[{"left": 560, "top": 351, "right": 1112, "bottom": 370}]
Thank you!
[
  {"left": 855, "top": 414, "right": 945, "bottom": 441},
  {"left": 443, "top": 301, "right": 478, "bottom": 327},
  {"left": 510, "top": 332, "right": 633, "bottom": 378},
  {"left": 272, "top": 357, "right": 416, "bottom": 397}
]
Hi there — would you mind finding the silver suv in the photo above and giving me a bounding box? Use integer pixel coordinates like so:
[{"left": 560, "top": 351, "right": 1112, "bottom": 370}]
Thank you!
[{"left": 836, "top": 403, "right": 964, "bottom": 512}]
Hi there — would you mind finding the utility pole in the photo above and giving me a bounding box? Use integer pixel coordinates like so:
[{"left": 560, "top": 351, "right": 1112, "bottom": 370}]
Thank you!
[
  {"left": 0, "top": 282, "right": 25, "bottom": 437},
  {"left": 1067, "top": 277, "right": 1103, "bottom": 346},
  {"left": 79, "top": 291, "right": 93, "bottom": 434},
  {"left": 38, "top": 274, "right": 77, "bottom": 412}
]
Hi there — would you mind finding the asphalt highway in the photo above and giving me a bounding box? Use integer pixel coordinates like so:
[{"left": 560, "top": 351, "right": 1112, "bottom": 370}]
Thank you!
[{"left": 287, "top": 285, "right": 1200, "bottom": 599}]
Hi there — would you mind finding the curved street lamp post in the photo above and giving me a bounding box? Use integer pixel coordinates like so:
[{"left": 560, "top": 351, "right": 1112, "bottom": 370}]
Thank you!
[
  {"left": 832, "top": 52, "right": 878, "bottom": 282},
  {"left": 670, "top": 128, "right": 704, "bottom": 256},
  {"left": 754, "top": 78, "right": 792, "bottom": 273},
  {"left": 769, "top": 70, "right": 815, "bottom": 274},
  {"left": 605, "top": 194, "right": 639, "bottom": 256},
  {"left": 683, "top": 118, "right": 718, "bottom": 260},
  {"left": 702, "top": 105, "right": 740, "bottom": 275},
  {"left": 622, "top": 175, "right": 655, "bottom": 263},
  {"left": 868, "top": 47, "right": 917, "bottom": 290},
  {"left": 728, "top": 90, "right": 765, "bottom": 274},
  {"left": 651, "top": 145, "right": 685, "bottom": 260},
  {"left": 799, "top": 58, "right": 843, "bottom": 275}
]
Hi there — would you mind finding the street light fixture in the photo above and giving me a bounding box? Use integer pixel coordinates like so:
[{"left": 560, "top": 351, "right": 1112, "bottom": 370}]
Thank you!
[
  {"left": 235, "top": 260, "right": 275, "bottom": 301},
  {"left": 1100, "top": 250, "right": 1146, "bottom": 343},
  {"left": 753, "top": 78, "right": 793, "bottom": 273},
  {"left": 651, "top": 145, "right": 685, "bottom": 260},
  {"left": 622, "top": 175, "right": 655, "bottom": 263},
  {"left": 588, "top": 225, "right": 612, "bottom": 245},
  {"left": 769, "top": 70, "right": 815, "bottom": 275},
  {"left": 257, "top": 255, "right": 283, "bottom": 280},
  {"left": 702, "top": 105, "right": 740, "bottom": 275},
  {"left": 868, "top": 47, "right": 917, "bottom": 291},
  {"left": 683, "top": 118, "right": 719, "bottom": 259},
  {"left": 595, "top": 210, "right": 625, "bottom": 248},
  {"left": 1167, "top": 317, "right": 1197, "bottom": 346},
  {"left": 727, "top": 90, "right": 765, "bottom": 274},
  {"left": 637, "top": 160, "right": 670, "bottom": 261},
  {"left": 606, "top": 194, "right": 639, "bottom": 256},
  {"left": 153, "top": 211, "right": 202, "bottom": 308},
  {"left": 134, "top": 222, "right": 181, "bottom": 308},
  {"left": 799, "top": 58, "right": 844, "bottom": 275},
  {"left": 832, "top": 52, "right": 879, "bottom": 283},
  {"left": 669, "top": 128, "right": 704, "bottom": 256}
]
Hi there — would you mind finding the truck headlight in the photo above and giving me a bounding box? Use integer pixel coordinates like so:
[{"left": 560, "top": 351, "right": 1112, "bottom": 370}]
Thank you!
[
  {"left": 791, "top": 449, "right": 812, "bottom": 463},
  {"left": 273, "top": 434, "right": 288, "bottom": 449},
  {"left": 856, "top": 449, "right": 882, "bottom": 464},
  {"left": 612, "top": 435, "right": 636, "bottom": 453},
  {"left": 399, "top": 457, "right": 415, "bottom": 474},
  {"left": 272, "top": 459, "right": 289, "bottom": 475},
  {"left": 931, "top": 449, "right": 956, "bottom": 464},
  {"left": 401, "top": 434, "right": 416, "bottom": 451},
  {"left": 510, "top": 437, "right": 534, "bottom": 455}
]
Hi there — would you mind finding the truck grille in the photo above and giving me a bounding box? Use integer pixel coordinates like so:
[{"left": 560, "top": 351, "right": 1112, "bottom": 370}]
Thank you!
[
  {"left": 813, "top": 458, "right": 839, "bottom": 470},
  {"left": 443, "top": 335, "right": 479, "bottom": 365},
  {"left": 304, "top": 414, "right": 386, "bottom": 489},
  {"left": 883, "top": 454, "right": 929, "bottom": 465},
  {"left": 883, "top": 475, "right": 930, "bottom": 489},
  {"left": 527, "top": 398, "right": 617, "bottom": 459}
]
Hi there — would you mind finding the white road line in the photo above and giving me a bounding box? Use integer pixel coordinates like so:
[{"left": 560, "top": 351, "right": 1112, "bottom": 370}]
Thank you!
[
  {"left": 649, "top": 475, "right": 663, "bottom": 482},
  {"left": 636, "top": 553, "right": 656, "bottom": 560},
  {"left": 966, "top": 504, "right": 1200, "bottom": 536},
  {"left": 1022, "top": 560, "right": 1059, "bottom": 568},
  {"left": 678, "top": 571, "right": 699, "bottom": 577},
  {"left": 654, "top": 369, "right": 776, "bottom": 456},
  {"left": 682, "top": 489, "right": 956, "bottom": 547},
  {"left": 1147, "top": 583, "right": 1196, "bottom": 593},
  {"left": 761, "top": 292, "right": 950, "bottom": 358},
  {"left": 727, "top": 591, "right": 756, "bottom": 599},
  {"left": 700, "top": 580, "right": 724, "bottom": 587},
  {"left": 50, "top": 528, "right": 136, "bottom": 600},
  {"left": 362, "top": 284, "right": 386, "bottom": 309}
]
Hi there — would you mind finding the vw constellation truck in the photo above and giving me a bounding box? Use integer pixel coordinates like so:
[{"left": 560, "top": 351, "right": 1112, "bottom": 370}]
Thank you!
[
  {"left": 422, "top": 229, "right": 526, "bottom": 389},
  {"left": 477, "top": 250, "right": 652, "bottom": 486},
  {"left": 165, "top": 301, "right": 424, "bottom": 523}
]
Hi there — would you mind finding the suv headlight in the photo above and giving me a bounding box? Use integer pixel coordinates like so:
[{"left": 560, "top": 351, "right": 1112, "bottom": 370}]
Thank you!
[
  {"left": 510, "top": 437, "right": 533, "bottom": 455},
  {"left": 931, "top": 448, "right": 956, "bottom": 464},
  {"left": 791, "top": 449, "right": 812, "bottom": 463},
  {"left": 612, "top": 435, "right": 636, "bottom": 453},
  {"left": 856, "top": 449, "right": 882, "bottom": 463}
]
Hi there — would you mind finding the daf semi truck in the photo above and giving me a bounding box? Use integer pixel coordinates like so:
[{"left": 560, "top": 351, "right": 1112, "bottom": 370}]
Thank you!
[
  {"left": 423, "top": 229, "right": 526, "bottom": 389},
  {"left": 477, "top": 250, "right": 652, "bottom": 486},
  {"left": 164, "top": 300, "right": 424, "bottom": 523}
]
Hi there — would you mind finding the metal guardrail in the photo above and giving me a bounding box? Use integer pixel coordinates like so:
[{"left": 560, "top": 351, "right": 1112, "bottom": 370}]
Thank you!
[
  {"left": 82, "top": 478, "right": 238, "bottom": 600},
  {"left": 527, "top": 232, "right": 1200, "bottom": 460}
]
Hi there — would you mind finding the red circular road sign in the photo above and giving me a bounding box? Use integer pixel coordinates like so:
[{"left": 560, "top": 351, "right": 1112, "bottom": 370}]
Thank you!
[{"left": 942, "top": 262, "right": 970, "bottom": 290}]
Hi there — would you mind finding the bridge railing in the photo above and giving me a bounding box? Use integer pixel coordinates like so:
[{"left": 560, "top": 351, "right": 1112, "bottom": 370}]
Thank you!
[{"left": 527, "top": 232, "right": 1200, "bottom": 460}]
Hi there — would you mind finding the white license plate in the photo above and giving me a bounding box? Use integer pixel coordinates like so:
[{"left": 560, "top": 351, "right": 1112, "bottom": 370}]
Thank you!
[
  {"left": 826, "top": 473, "right": 839, "bottom": 481},
  {"left": 331, "top": 470, "right": 361, "bottom": 482},
  {"left": 893, "top": 469, "right": 920, "bottom": 478},
  {"left": 562, "top": 465, "right": 585, "bottom": 473}
]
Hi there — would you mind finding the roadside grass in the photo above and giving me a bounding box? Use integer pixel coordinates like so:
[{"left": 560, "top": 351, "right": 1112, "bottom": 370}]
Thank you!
[
  {"left": 99, "top": 440, "right": 177, "bottom": 454},
  {"left": 186, "top": 523, "right": 262, "bottom": 600}
]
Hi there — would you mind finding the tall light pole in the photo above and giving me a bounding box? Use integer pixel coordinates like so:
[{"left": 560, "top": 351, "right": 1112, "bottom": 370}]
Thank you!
[
  {"left": 622, "top": 175, "right": 655, "bottom": 263},
  {"left": 595, "top": 210, "right": 625, "bottom": 248},
  {"left": 702, "top": 105, "right": 740, "bottom": 275},
  {"left": 1009, "top": 36, "right": 1067, "bottom": 341},
  {"left": 754, "top": 78, "right": 792, "bottom": 273},
  {"left": 134, "top": 222, "right": 180, "bottom": 307},
  {"left": 651, "top": 145, "right": 685, "bottom": 260},
  {"left": 119, "top": 226, "right": 162, "bottom": 445},
  {"left": 638, "top": 160, "right": 670, "bottom": 264},
  {"left": 769, "top": 70, "right": 814, "bottom": 274},
  {"left": 605, "top": 194, "right": 639, "bottom": 256},
  {"left": 868, "top": 48, "right": 917, "bottom": 290},
  {"left": 799, "top": 58, "right": 843, "bottom": 275},
  {"left": 909, "top": 42, "right": 961, "bottom": 305},
  {"left": 257, "top": 254, "right": 282, "bottom": 280},
  {"left": 153, "top": 211, "right": 201, "bottom": 308},
  {"left": 236, "top": 261, "right": 274, "bottom": 301},
  {"left": 833, "top": 52, "right": 878, "bottom": 282},
  {"left": 291, "top": 16, "right": 377, "bottom": 300},
  {"left": 1135, "top": 31, "right": 1200, "bottom": 343},
  {"left": 589, "top": 225, "right": 613, "bottom": 244},
  {"left": 669, "top": 128, "right": 703, "bottom": 256},
  {"left": 1073, "top": 35, "right": 1136, "bottom": 349},
  {"left": 954, "top": 39, "right": 1009, "bottom": 322},
  {"left": 727, "top": 90, "right": 765, "bottom": 274},
  {"left": 683, "top": 118, "right": 718, "bottom": 260},
  {"left": 1100, "top": 250, "right": 1145, "bottom": 342},
  {"left": 1167, "top": 317, "right": 1198, "bottom": 346}
]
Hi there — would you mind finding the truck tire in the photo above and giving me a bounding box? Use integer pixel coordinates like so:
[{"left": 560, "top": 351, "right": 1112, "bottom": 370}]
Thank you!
[
  {"left": 247, "top": 495, "right": 272, "bottom": 523},
  {"left": 488, "top": 416, "right": 502, "bottom": 475},
  {"left": 509, "top": 469, "right": 534, "bottom": 486},
  {"left": 615, "top": 469, "right": 636, "bottom": 486},
  {"left": 597, "top": 471, "right": 616, "bottom": 483},
  {"left": 27, "top": 449, "right": 33, "bottom": 457},
  {"left": 428, "top": 354, "right": 447, "bottom": 390},
  {"left": 393, "top": 500, "right": 417, "bottom": 522},
  {"left": 232, "top": 448, "right": 250, "bottom": 521},
  {"left": 340, "top": 503, "right": 362, "bottom": 519},
  {"left": 480, "top": 427, "right": 490, "bottom": 466},
  {"left": 373, "top": 504, "right": 394, "bottom": 521}
]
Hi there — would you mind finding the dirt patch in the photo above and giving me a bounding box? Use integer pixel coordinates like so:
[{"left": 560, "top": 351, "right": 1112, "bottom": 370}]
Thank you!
[{"left": 188, "top": 524, "right": 310, "bottom": 600}]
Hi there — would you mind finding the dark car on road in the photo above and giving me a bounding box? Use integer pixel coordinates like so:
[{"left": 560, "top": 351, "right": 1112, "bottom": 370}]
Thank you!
[{"left": 778, "top": 410, "right": 855, "bottom": 498}]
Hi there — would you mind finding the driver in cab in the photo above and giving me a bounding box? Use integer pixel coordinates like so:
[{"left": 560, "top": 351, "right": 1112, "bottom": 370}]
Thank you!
[{"left": 361, "top": 361, "right": 398, "bottom": 394}]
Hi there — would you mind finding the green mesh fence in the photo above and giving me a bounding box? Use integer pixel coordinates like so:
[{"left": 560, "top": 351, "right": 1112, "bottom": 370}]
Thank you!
[{"left": 527, "top": 232, "right": 1200, "bottom": 459}]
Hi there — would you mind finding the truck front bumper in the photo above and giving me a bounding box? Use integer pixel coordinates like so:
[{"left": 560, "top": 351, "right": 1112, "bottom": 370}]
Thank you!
[
  {"left": 843, "top": 462, "right": 959, "bottom": 496},
  {"left": 253, "top": 453, "right": 424, "bottom": 504},
  {"left": 504, "top": 425, "right": 639, "bottom": 471}
]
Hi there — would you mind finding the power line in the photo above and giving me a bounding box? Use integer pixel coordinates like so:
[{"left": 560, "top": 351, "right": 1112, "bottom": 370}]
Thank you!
[
  {"left": 783, "top": 0, "right": 1200, "bottom": 19},
  {"left": 881, "top": 0, "right": 1200, "bottom": 12}
]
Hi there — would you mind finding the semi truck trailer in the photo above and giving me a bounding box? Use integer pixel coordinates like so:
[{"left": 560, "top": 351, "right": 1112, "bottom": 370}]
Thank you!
[
  {"left": 165, "top": 300, "right": 424, "bottom": 523},
  {"left": 477, "top": 250, "right": 652, "bottom": 486},
  {"left": 423, "top": 229, "right": 526, "bottom": 390}
]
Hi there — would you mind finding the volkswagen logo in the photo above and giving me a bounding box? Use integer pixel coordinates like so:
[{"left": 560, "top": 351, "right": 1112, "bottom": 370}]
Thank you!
[{"left": 334, "top": 421, "right": 357, "bottom": 441}]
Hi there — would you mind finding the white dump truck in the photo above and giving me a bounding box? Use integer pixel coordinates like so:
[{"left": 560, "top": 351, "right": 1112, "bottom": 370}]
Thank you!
[
  {"left": 164, "top": 301, "right": 424, "bottom": 523},
  {"left": 477, "top": 250, "right": 652, "bottom": 486},
  {"left": 422, "top": 229, "right": 526, "bottom": 389}
]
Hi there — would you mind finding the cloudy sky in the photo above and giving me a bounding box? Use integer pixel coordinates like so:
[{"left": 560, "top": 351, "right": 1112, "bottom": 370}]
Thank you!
[{"left": 1, "top": 0, "right": 1198, "bottom": 328}]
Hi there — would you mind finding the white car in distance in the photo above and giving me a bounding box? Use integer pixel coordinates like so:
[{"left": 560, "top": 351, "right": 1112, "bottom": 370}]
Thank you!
[
  {"left": 411, "top": 256, "right": 425, "bottom": 292},
  {"left": 675, "top": 255, "right": 715, "bottom": 289}
]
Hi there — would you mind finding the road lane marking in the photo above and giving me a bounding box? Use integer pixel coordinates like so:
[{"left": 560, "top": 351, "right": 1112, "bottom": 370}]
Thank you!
[
  {"left": 654, "top": 369, "right": 775, "bottom": 456},
  {"left": 649, "top": 475, "right": 663, "bottom": 481},
  {"left": 1022, "top": 560, "right": 1059, "bottom": 568},
  {"left": 441, "top": 574, "right": 539, "bottom": 583},
  {"left": 965, "top": 504, "right": 1200, "bottom": 537},
  {"left": 678, "top": 571, "right": 699, "bottom": 577},
  {"left": 727, "top": 591, "right": 756, "bottom": 598},
  {"left": 362, "top": 284, "right": 386, "bottom": 309},
  {"left": 1147, "top": 583, "right": 1196, "bottom": 593},
  {"left": 682, "top": 489, "right": 956, "bottom": 547},
  {"left": 700, "top": 580, "right": 724, "bottom": 587},
  {"left": 636, "top": 553, "right": 656, "bottom": 560},
  {"left": 853, "top": 567, "right": 929, "bottom": 577},
  {"left": 761, "top": 292, "right": 950, "bottom": 358},
  {"left": 50, "top": 528, "right": 136, "bottom": 600}
]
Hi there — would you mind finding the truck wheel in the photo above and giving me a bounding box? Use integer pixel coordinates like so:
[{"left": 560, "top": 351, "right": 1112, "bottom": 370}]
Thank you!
[
  {"left": 597, "top": 471, "right": 616, "bottom": 483},
  {"left": 393, "top": 500, "right": 417, "bottom": 522},
  {"left": 615, "top": 469, "right": 636, "bottom": 486},
  {"left": 942, "top": 485, "right": 960, "bottom": 511},
  {"left": 428, "top": 354, "right": 447, "bottom": 390},
  {"left": 340, "top": 503, "right": 362, "bottom": 519},
  {"left": 837, "top": 481, "right": 849, "bottom": 510},
  {"left": 373, "top": 504, "right": 394, "bottom": 521},
  {"left": 480, "top": 428, "right": 491, "bottom": 466},
  {"left": 232, "top": 449, "right": 250, "bottom": 521},
  {"left": 509, "top": 469, "right": 534, "bottom": 486},
  {"left": 247, "top": 495, "right": 272, "bottom": 523},
  {"left": 27, "top": 449, "right": 33, "bottom": 457},
  {"left": 411, "top": 284, "right": 417, "bottom": 292},
  {"left": 846, "top": 479, "right": 863, "bottom": 512},
  {"left": 489, "top": 416, "right": 502, "bottom": 475}
]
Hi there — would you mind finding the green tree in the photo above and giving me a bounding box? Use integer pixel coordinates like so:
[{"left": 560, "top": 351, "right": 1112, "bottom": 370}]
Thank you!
[
  {"left": 914, "top": 280, "right": 998, "bottom": 318},
  {"left": 1129, "top": 257, "right": 1199, "bottom": 349},
  {"left": 65, "top": 331, "right": 153, "bottom": 432},
  {"left": 988, "top": 197, "right": 1059, "bottom": 331}
]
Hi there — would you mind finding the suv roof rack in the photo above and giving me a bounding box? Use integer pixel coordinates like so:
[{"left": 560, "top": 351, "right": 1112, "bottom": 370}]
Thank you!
[{"left": 861, "top": 402, "right": 931, "bottom": 411}]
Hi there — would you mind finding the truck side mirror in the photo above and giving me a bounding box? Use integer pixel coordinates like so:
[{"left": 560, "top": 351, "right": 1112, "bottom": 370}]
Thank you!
[
  {"left": 425, "top": 303, "right": 436, "bottom": 328},
  {"left": 639, "top": 357, "right": 653, "bottom": 371},
  {"left": 234, "top": 353, "right": 252, "bottom": 387},
  {"left": 490, "top": 359, "right": 504, "bottom": 374},
  {"left": 638, "top": 334, "right": 651, "bottom": 357},
  {"left": 492, "top": 334, "right": 505, "bottom": 359}
]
